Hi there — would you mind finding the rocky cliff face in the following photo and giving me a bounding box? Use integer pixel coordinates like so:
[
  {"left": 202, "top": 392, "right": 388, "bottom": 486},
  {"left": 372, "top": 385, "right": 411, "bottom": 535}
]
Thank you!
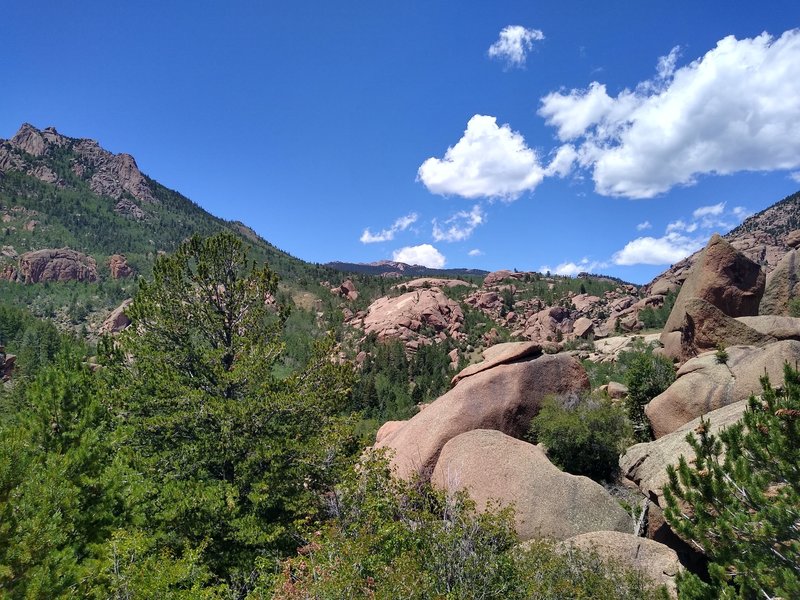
[
  {"left": 0, "top": 123, "right": 155, "bottom": 219},
  {"left": 18, "top": 248, "right": 98, "bottom": 283}
]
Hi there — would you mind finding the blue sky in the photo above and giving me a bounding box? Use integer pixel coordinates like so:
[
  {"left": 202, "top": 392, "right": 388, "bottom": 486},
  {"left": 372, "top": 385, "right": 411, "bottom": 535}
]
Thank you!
[{"left": 2, "top": 1, "right": 800, "bottom": 283}]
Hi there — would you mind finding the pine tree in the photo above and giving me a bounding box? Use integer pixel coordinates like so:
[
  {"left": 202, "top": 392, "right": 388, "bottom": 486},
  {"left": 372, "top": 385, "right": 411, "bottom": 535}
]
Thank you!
[
  {"left": 105, "top": 232, "right": 358, "bottom": 591},
  {"left": 663, "top": 363, "right": 800, "bottom": 598}
]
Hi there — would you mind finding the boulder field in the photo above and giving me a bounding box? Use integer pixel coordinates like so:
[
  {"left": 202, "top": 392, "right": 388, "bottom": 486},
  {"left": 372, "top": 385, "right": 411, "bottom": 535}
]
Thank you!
[{"left": 371, "top": 342, "right": 655, "bottom": 555}]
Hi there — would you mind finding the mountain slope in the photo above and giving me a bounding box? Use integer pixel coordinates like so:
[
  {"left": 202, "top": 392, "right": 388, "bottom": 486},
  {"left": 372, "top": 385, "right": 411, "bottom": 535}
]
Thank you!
[{"left": 0, "top": 123, "right": 335, "bottom": 284}]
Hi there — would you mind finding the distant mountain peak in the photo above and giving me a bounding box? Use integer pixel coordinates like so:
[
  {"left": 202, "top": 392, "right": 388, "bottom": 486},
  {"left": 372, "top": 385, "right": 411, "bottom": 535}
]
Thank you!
[
  {"left": 325, "top": 259, "right": 488, "bottom": 278},
  {"left": 1, "top": 122, "right": 154, "bottom": 218}
]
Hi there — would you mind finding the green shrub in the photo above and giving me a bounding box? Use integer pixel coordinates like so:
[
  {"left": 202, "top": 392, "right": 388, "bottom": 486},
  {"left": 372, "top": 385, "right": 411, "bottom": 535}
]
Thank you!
[
  {"left": 265, "top": 452, "right": 668, "bottom": 599},
  {"left": 530, "top": 395, "right": 633, "bottom": 481},
  {"left": 714, "top": 343, "right": 729, "bottom": 364},
  {"left": 789, "top": 297, "right": 800, "bottom": 317}
]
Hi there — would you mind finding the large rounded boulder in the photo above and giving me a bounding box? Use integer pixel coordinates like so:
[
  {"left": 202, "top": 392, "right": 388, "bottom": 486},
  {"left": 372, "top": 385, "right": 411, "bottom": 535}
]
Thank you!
[
  {"left": 432, "top": 430, "right": 631, "bottom": 541},
  {"left": 661, "top": 235, "right": 765, "bottom": 358},
  {"left": 375, "top": 348, "right": 589, "bottom": 480},
  {"left": 645, "top": 341, "right": 800, "bottom": 438},
  {"left": 558, "top": 531, "right": 683, "bottom": 597}
]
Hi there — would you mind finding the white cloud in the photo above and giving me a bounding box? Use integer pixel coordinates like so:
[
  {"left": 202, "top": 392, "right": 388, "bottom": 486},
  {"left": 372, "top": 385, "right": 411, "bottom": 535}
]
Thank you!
[
  {"left": 544, "top": 144, "right": 578, "bottom": 178},
  {"left": 666, "top": 219, "right": 698, "bottom": 233},
  {"left": 432, "top": 205, "right": 485, "bottom": 242},
  {"left": 392, "top": 244, "right": 446, "bottom": 269},
  {"left": 636, "top": 220, "right": 652, "bottom": 231},
  {"left": 613, "top": 232, "right": 704, "bottom": 266},
  {"left": 538, "top": 29, "right": 800, "bottom": 198},
  {"left": 417, "top": 115, "right": 545, "bottom": 200},
  {"left": 360, "top": 212, "right": 418, "bottom": 243},
  {"left": 488, "top": 25, "right": 544, "bottom": 68},
  {"left": 613, "top": 202, "right": 750, "bottom": 266},
  {"left": 540, "top": 257, "right": 607, "bottom": 276},
  {"left": 468, "top": 249, "right": 484, "bottom": 257},
  {"left": 732, "top": 206, "right": 751, "bottom": 220},
  {"left": 692, "top": 202, "right": 725, "bottom": 219},
  {"left": 790, "top": 171, "right": 800, "bottom": 183}
]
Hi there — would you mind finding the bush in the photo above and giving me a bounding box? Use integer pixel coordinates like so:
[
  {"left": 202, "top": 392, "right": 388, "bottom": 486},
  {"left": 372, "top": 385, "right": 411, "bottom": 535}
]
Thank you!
[
  {"left": 530, "top": 395, "right": 633, "bottom": 481},
  {"left": 625, "top": 349, "right": 675, "bottom": 441},
  {"left": 265, "top": 452, "right": 668, "bottom": 599},
  {"left": 663, "top": 363, "right": 800, "bottom": 598}
]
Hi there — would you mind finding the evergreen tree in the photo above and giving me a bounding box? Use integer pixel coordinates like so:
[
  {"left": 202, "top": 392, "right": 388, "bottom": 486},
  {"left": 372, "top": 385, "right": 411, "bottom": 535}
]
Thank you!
[
  {"left": 0, "top": 350, "right": 125, "bottom": 597},
  {"left": 105, "top": 232, "right": 358, "bottom": 592},
  {"left": 663, "top": 364, "right": 800, "bottom": 598}
]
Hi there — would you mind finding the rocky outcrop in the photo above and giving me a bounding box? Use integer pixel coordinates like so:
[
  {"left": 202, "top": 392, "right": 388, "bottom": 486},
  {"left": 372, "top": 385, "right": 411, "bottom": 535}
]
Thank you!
[
  {"left": 786, "top": 229, "right": 800, "bottom": 249},
  {"left": 646, "top": 197, "right": 800, "bottom": 299},
  {"left": 330, "top": 279, "right": 358, "bottom": 301},
  {"left": 572, "top": 316, "right": 594, "bottom": 339},
  {"left": 432, "top": 430, "right": 631, "bottom": 541},
  {"left": 515, "top": 306, "right": 573, "bottom": 345},
  {"left": 376, "top": 352, "right": 589, "bottom": 480},
  {"left": 558, "top": 532, "right": 682, "bottom": 596},
  {"left": 99, "top": 299, "right": 133, "bottom": 335},
  {"left": 18, "top": 248, "right": 97, "bottom": 283},
  {"left": 679, "top": 298, "right": 775, "bottom": 358},
  {"left": 645, "top": 341, "right": 800, "bottom": 438},
  {"left": 0, "top": 347, "right": 15, "bottom": 382},
  {"left": 663, "top": 235, "right": 765, "bottom": 335},
  {"left": 108, "top": 254, "right": 133, "bottom": 279},
  {"left": 375, "top": 420, "right": 407, "bottom": 444},
  {"left": 622, "top": 400, "right": 749, "bottom": 505},
  {"left": 605, "top": 381, "right": 628, "bottom": 400},
  {"left": 587, "top": 333, "right": 661, "bottom": 364},
  {"left": 759, "top": 247, "right": 800, "bottom": 315},
  {"left": 399, "top": 277, "right": 472, "bottom": 289},
  {"left": 0, "top": 124, "right": 156, "bottom": 212},
  {"left": 483, "top": 270, "right": 524, "bottom": 287},
  {"left": 9, "top": 123, "right": 68, "bottom": 157},
  {"left": 349, "top": 288, "right": 464, "bottom": 350}
]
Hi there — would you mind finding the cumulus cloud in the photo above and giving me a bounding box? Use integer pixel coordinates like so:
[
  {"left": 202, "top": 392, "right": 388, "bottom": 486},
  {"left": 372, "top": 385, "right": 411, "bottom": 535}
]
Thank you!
[
  {"left": 538, "top": 29, "right": 800, "bottom": 198},
  {"left": 636, "top": 220, "right": 652, "bottom": 231},
  {"left": 612, "top": 202, "right": 750, "bottom": 266},
  {"left": 613, "top": 232, "right": 704, "bottom": 266},
  {"left": 432, "top": 205, "right": 486, "bottom": 242},
  {"left": 468, "top": 249, "right": 484, "bottom": 257},
  {"left": 488, "top": 25, "right": 544, "bottom": 68},
  {"left": 540, "top": 258, "right": 607, "bottom": 277},
  {"left": 791, "top": 172, "right": 800, "bottom": 183},
  {"left": 417, "top": 115, "right": 545, "bottom": 200},
  {"left": 392, "top": 244, "right": 446, "bottom": 269},
  {"left": 360, "top": 212, "right": 418, "bottom": 243}
]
